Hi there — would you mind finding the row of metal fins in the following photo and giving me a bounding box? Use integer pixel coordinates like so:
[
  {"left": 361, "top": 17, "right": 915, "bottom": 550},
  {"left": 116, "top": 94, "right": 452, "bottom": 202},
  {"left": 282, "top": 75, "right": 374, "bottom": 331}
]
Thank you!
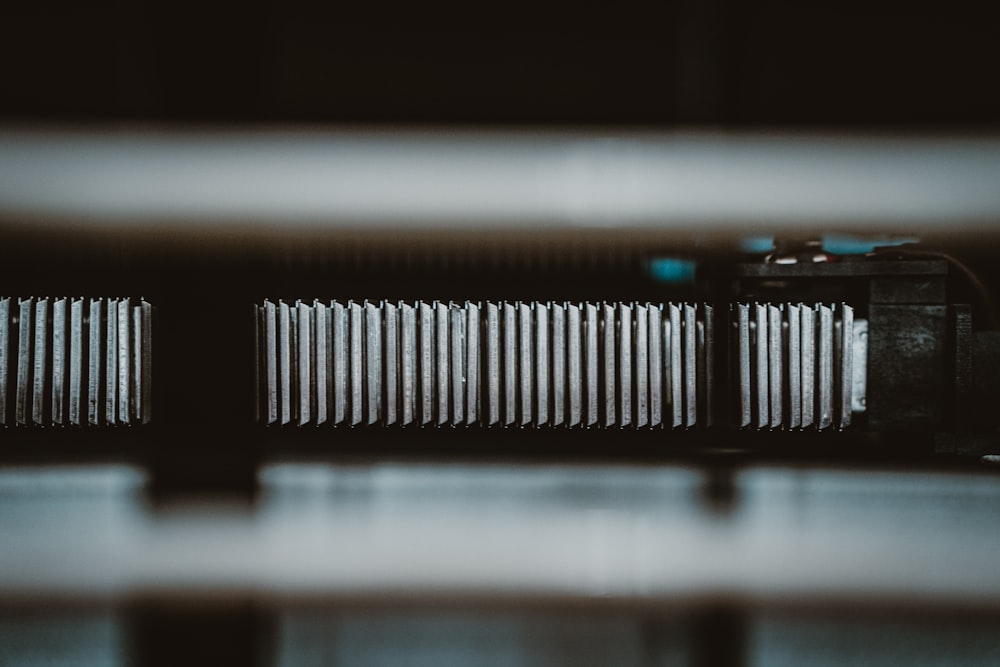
[
  {"left": 255, "top": 301, "right": 714, "bottom": 428},
  {"left": 735, "top": 303, "right": 856, "bottom": 430},
  {"left": 0, "top": 297, "right": 152, "bottom": 427}
]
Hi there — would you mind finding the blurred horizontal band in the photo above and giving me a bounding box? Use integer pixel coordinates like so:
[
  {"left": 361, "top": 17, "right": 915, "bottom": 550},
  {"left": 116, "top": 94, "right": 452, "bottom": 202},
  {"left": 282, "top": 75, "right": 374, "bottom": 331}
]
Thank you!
[{"left": 2, "top": 129, "right": 1000, "bottom": 242}]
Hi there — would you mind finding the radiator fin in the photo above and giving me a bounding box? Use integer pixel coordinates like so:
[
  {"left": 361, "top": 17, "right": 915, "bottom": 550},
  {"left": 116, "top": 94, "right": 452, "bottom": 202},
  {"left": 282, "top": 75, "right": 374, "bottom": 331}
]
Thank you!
[
  {"left": 0, "top": 297, "right": 152, "bottom": 426},
  {"left": 257, "top": 300, "right": 713, "bottom": 429},
  {"left": 735, "top": 302, "right": 859, "bottom": 431}
]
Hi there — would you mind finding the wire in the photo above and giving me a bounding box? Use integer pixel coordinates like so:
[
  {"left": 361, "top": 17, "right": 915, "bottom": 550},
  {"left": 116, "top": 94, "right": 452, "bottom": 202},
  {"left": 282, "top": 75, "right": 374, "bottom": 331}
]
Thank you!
[{"left": 872, "top": 246, "right": 1000, "bottom": 330}]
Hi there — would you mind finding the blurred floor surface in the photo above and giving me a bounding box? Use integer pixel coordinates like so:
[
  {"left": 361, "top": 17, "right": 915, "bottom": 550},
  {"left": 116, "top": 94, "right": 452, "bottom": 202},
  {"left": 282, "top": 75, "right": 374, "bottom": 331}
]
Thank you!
[{"left": 3, "top": 460, "right": 1000, "bottom": 665}]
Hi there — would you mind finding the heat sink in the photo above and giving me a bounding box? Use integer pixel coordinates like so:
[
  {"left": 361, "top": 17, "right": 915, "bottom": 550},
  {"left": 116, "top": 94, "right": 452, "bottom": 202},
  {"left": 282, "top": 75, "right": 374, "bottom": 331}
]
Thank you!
[
  {"left": 735, "top": 303, "right": 863, "bottom": 430},
  {"left": 255, "top": 300, "right": 715, "bottom": 428},
  {"left": 0, "top": 297, "right": 152, "bottom": 426}
]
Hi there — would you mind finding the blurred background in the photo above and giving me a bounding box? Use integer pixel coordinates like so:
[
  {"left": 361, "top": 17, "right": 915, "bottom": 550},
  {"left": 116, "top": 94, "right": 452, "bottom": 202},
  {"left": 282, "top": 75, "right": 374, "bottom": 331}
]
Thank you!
[
  {"left": 3, "top": 1, "right": 1000, "bottom": 665},
  {"left": 2, "top": 0, "right": 998, "bottom": 128}
]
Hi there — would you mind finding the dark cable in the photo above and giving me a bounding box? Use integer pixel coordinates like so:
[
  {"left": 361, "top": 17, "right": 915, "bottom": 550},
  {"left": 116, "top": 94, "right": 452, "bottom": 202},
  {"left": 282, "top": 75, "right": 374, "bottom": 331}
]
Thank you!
[{"left": 872, "top": 246, "right": 1000, "bottom": 329}]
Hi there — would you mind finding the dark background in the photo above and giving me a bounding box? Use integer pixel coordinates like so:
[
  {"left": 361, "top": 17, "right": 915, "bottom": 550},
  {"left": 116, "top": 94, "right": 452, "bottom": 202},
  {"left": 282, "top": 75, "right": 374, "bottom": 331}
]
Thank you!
[
  {"left": 2, "top": 0, "right": 998, "bottom": 127},
  {"left": 2, "top": 0, "right": 999, "bottom": 487},
  {"left": 2, "top": 7, "right": 1000, "bottom": 667}
]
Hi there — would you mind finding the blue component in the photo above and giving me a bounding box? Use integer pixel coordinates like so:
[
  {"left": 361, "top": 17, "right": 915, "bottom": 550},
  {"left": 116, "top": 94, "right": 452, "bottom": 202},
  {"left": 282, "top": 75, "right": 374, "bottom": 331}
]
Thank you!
[
  {"left": 740, "top": 236, "right": 775, "bottom": 254},
  {"left": 822, "top": 234, "right": 920, "bottom": 255},
  {"left": 649, "top": 258, "right": 697, "bottom": 284}
]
